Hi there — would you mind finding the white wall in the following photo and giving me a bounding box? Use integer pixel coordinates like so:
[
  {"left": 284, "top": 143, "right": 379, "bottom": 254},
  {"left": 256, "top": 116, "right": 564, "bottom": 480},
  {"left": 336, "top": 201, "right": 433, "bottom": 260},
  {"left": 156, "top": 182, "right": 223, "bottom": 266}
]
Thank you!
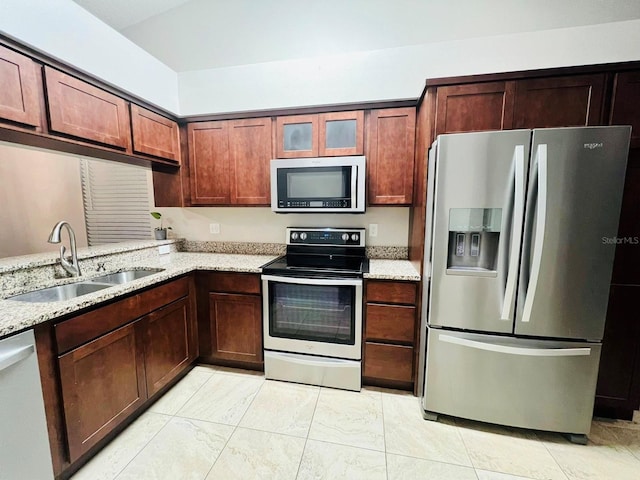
[
  {"left": 154, "top": 207, "right": 410, "bottom": 247},
  {"left": 179, "top": 19, "right": 640, "bottom": 115},
  {"left": 0, "top": 143, "right": 88, "bottom": 257},
  {"left": 0, "top": 0, "right": 179, "bottom": 113}
]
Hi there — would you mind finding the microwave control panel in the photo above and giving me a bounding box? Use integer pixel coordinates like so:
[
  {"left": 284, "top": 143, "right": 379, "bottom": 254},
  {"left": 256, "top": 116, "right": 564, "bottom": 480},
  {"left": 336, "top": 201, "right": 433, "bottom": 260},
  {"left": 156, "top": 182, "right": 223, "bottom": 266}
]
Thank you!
[{"left": 279, "top": 200, "right": 351, "bottom": 208}]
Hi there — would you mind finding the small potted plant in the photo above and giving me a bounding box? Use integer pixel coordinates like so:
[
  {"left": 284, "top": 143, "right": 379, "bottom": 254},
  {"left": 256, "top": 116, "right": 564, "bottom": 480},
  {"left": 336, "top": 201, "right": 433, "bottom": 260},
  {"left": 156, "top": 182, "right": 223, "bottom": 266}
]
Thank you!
[{"left": 150, "top": 212, "right": 172, "bottom": 240}]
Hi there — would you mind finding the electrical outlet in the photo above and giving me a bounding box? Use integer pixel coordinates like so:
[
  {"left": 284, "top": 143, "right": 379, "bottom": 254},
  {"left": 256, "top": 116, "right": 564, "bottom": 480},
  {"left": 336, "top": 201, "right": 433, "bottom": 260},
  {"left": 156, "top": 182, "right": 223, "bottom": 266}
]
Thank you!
[
  {"left": 209, "top": 223, "right": 220, "bottom": 234},
  {"left": 369, "top": 224, "right": 378, "bottom": 237}
]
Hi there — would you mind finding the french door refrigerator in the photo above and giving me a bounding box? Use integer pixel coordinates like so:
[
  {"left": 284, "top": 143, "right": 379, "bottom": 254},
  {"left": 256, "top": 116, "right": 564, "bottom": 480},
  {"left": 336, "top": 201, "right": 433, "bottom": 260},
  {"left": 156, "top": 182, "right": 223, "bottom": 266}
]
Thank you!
[{"left": 420, "top": 126, "right": 631, "bottom": 441}]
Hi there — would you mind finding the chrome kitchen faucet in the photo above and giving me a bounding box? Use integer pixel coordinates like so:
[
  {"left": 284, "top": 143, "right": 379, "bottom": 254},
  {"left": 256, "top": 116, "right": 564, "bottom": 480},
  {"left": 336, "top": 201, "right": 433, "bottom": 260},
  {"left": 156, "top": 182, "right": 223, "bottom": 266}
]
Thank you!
[{"left": 48, "top": 220, "right": 81, "bottom": 277}]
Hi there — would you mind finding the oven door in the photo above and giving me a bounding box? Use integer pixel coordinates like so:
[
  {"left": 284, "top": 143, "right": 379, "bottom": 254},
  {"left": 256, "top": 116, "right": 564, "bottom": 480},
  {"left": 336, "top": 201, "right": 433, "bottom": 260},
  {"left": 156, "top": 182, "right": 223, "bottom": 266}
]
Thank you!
[{"left": 262, "top": 274, "right": 363, "bottom": 360}]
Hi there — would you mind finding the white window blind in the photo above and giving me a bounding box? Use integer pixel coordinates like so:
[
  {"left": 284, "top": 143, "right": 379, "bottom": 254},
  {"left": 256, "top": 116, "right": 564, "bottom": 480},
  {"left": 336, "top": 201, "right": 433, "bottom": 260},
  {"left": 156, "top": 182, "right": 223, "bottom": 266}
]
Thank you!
[{"left": 81, "top": 159, "right": 153, "bottom": 245}]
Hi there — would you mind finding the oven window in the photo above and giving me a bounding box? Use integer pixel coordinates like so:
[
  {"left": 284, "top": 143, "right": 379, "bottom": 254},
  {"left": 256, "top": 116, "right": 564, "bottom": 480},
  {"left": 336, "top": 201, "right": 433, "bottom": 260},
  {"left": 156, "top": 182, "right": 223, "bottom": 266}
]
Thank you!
[{"left": 269, "top": 282, "right": 355, "bottom": 345}]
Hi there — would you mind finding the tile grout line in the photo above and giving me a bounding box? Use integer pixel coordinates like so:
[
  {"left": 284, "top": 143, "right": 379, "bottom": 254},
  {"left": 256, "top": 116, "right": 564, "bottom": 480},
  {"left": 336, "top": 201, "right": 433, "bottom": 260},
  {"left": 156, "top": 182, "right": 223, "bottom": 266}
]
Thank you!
[
  {"left": 380, "top": 391, "right": 389, "bottom": 480},
  {"left": 538, "top": 432, "right": 573, "bottom": 480},
  {"left": 295, "top": 384, "right": 323, "bottom": 479}
]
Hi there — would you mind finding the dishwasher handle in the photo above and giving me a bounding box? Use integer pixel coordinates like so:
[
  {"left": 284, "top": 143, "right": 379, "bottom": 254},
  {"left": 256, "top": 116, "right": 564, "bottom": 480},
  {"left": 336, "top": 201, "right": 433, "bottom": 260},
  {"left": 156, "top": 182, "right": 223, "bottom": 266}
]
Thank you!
[{"left": 0, "top": 344, "right": 34, "bottom": 372}]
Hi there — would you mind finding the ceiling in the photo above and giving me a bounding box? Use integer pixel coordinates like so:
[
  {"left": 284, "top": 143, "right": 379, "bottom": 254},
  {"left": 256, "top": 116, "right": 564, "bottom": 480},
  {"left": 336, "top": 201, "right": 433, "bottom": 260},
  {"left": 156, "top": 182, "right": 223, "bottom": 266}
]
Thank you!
[{"left": 72, "top": 0, "right": 640, "bottom": 73}]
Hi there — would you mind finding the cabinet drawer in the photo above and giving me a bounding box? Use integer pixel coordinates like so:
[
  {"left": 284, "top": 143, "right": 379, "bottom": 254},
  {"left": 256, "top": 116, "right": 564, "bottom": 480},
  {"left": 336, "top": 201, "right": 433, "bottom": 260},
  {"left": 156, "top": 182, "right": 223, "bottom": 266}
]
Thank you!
[
  {"left": 365, "top": 304, "right": 415, "bottom": 343},
  {"left": 55, "top": 276, "right": 189, "bottom": 353},
  {"left": 363, "top": 342, "right": 413, "bottom": 383},
  {"left": 205, "top": 272, "right": 261, "bottom": 294},
  {"left": 44, "top": 66, "right": 131, "bottom": 149},
  {"left": 366, "top": 281, "right": 416, "bottom": 305}
]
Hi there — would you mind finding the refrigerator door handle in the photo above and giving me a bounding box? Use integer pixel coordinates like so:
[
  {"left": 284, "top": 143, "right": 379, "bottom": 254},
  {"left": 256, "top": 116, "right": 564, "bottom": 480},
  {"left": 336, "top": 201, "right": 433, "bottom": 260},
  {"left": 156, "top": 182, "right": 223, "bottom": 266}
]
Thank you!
[
  {"left": 522, "top": 144, "right": 548, "bottom": 323},
  {"left": 440, "top": 334, "right": 592, "bottom": 357},
  {"left": 500, "top": 145, "right": 525, "bottom": 321}
]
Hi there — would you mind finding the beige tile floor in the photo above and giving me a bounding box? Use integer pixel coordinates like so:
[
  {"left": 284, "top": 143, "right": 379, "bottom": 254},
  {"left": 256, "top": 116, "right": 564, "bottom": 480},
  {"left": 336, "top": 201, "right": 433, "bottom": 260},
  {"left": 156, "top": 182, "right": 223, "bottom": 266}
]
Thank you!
[{"left": 71, "top": 365, "right": 640, "bottom": 480}]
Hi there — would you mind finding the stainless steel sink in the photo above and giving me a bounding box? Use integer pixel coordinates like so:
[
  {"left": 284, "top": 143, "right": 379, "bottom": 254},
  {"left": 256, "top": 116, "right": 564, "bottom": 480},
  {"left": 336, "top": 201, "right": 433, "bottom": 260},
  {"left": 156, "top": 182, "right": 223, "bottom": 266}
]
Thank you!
[
  {"left": 87, "top": 268, "right": 164, "bottom": 285},
  {"left": 6, "top": 268, "right": 165, "bottom": 303},
  {"left": 6, "top": 282, "right": 112, "bottom": 303}
]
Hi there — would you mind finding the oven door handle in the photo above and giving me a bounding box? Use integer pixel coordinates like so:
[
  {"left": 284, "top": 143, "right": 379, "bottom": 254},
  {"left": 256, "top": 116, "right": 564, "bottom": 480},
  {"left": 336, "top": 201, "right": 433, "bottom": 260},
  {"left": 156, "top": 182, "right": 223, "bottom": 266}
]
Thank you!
[{"left": 261, "top": 274, "right": 362, "bottom": 287}]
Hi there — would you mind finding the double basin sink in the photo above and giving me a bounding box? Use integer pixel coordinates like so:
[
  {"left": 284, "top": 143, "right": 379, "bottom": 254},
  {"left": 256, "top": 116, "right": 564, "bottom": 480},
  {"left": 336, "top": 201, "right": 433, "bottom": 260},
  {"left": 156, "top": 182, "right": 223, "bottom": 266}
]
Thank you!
[{"left": 7, "top": 268, "right": 165, "bottom": 303}]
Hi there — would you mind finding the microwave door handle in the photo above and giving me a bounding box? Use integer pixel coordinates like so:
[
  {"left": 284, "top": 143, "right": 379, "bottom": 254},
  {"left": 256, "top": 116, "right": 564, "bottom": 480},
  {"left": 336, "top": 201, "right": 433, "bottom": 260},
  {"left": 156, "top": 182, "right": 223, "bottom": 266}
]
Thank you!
[{"left": 351, "top": 165, "right": 357, "bottom": 208}]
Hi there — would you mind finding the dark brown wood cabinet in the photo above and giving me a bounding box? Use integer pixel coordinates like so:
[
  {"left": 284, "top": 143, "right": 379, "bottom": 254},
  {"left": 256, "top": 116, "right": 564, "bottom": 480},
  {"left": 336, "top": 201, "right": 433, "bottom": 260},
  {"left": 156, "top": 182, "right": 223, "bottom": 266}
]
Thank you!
[
  {"left": 188, "top": 118, "right": 272, "bottom": 205},
  {"left": 131, "top": 104, "right": 180, "bottom": 162},
  {"left": 197, "top": 272, "right": 263, "bottom": 368},
  {"left": 363, "top": 280, "right": 418, "bottom": 389},
  {"left": 44, "top": 66, "right": 132, "bottom": 150},
  {"left": 610, "top": 71, "right": 640, "bottom": 148},
  {"left": 276, "top": 111, "right": 364, "bottom": 158},
  {"left": 142, "top": 296, "right": 196, "bottom": 397},
  {"left": 512, "top": 74, "right": 606, "bottom": 128},
  {"left": 0, "top": 44, "right": 41, "bottom": 128},
  {"left": 434, "top": 81, "right": 515, "bottom": 136},
  {"left": 58, "top": 322, "right": 146, "bottom": 461},
  {"left": 367, "top": 107, "right": 416, "bottom": 205},
  {"left": 43, "top": 276, "right": 196, "bottom": 472}
]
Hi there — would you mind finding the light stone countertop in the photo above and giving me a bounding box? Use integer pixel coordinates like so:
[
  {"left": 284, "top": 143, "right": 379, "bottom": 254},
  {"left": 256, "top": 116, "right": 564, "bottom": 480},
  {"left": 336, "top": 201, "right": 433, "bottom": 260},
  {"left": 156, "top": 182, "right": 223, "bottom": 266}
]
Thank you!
[{"left": 0, "top": 253, "right": 421, "bottom": 338}]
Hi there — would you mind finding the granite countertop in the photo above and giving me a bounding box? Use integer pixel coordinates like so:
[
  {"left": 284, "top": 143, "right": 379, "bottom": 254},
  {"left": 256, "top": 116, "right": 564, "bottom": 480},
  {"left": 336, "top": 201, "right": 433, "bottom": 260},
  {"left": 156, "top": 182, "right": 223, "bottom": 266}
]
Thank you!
[{"left": 0, "top": 253, "right": 420, "bottom": 338}]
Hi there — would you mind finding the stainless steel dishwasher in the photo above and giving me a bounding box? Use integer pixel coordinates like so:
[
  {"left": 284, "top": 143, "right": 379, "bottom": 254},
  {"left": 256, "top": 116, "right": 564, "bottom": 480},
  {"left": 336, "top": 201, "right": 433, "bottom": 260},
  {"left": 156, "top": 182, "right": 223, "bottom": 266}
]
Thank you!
[{"left": 0, "top": 329, "right": 54, "bottom": 479}]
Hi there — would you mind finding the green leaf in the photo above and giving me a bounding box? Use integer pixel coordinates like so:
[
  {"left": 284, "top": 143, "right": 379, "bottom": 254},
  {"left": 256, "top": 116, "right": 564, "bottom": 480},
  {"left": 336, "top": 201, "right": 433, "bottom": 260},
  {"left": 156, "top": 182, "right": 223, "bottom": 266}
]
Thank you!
[{"left": 150, "top": 212, "right": 162, "bottom": 220}]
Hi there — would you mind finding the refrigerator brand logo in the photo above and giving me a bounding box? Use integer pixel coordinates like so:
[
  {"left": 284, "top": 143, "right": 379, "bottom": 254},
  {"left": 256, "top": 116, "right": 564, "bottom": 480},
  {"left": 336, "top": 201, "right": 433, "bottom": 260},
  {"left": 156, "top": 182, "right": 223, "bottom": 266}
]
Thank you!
[
  {"left": 602, "top": 236, "right": 640, "bottom": 245},
  {"left": 584, "top": 142, "right": 604, "bottom": 150}
]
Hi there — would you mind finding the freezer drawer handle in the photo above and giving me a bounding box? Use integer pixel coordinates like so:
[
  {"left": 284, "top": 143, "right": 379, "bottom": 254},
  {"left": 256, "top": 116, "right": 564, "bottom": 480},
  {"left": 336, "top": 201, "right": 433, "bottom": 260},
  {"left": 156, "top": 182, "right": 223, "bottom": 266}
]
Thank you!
[
  {"left": 501, "top": 145, "right": 526, "bottom": 321},
  {"left": 521, "top": 144, "right": 548, "bottom": 323},
  {"left": 440, "top": 334, "right": 591, "bottom": 357},
  {"left": 0, "top": 344, "right": 34, "bottom": 372}
]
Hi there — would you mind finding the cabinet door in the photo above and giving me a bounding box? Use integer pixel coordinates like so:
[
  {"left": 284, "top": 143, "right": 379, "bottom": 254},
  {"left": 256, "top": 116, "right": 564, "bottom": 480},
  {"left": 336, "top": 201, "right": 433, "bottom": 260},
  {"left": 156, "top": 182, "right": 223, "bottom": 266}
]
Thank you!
[
  {"left": 513, "top": 74, "right": 605, "bottom": 128},
  {"left": 276, "top": 114, "right": 318, "bottom": 158},
  {"left": 208, "top": 292, "right": 263, "bottom": 364},
  {"left": 595, "top": 285, "right": 640, "bottom": 419},
  {"left": 363, "top": 342, "right": 413, "bottom": 383},
  {"left": 44, "top": 67, "right": 131, "bottom": 149},
  {"left": 188, "top": 121, "right": 230, "bottom": 204},
  {"left": 610, "top": 71, "right": 640, "bottom": 148},
  {"left": 435, "top": 81, "right": 515, "bottom": 136},
  {"left": 229, "top": 118, "right": 272, "bottom": 205},
  {"left": 368, "top": 107, "right": 416, "bottom": 205},
  {"left": 318, "top": 110, "right": 364, "bottom": 156},
  {"left": 0, "top": 44, "right": 41, "bottom": 128},
  {"left": 143, "top": 297, "right": 195, "bottom": 397},
  {"left": 131, "top": 104, "right": 180, "bottom": 162},
  {"left": 58, "top": 322, "right": 146, "bottom": 461}
]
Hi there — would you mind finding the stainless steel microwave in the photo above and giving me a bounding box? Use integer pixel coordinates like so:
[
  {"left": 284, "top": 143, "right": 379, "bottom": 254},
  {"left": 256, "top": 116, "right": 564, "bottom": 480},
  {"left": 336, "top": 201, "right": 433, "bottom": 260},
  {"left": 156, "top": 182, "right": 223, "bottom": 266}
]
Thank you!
[{"left": 270, "top": 156, "right": 366, "bottom": 213}]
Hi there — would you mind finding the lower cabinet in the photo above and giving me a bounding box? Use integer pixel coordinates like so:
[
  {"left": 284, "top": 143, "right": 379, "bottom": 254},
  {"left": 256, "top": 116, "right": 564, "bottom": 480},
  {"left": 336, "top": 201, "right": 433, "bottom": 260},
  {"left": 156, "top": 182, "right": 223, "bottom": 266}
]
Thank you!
[
  {"left": 49, "top": 275, "right": 196, "bottom": 467},
  {"left": 363, "top": 280, "right": 418, "bottom": 389},
  {"left": 197, "top": 272, "right": 263, "bottom": 368}
]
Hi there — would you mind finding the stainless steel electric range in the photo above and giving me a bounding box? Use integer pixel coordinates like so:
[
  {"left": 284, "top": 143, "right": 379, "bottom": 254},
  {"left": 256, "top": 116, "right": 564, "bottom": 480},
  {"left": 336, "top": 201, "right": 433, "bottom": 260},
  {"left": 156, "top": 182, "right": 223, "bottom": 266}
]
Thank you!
[{"left": 261, "top": 227, "right": 368, "bottom": 391}]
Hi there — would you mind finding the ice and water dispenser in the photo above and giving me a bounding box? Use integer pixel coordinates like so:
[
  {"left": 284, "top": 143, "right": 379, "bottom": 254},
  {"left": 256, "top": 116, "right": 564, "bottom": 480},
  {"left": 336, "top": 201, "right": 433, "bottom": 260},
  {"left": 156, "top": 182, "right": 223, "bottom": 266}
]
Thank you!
[{"left": 447, "top": 208, "right": 501, "bottom": 276}]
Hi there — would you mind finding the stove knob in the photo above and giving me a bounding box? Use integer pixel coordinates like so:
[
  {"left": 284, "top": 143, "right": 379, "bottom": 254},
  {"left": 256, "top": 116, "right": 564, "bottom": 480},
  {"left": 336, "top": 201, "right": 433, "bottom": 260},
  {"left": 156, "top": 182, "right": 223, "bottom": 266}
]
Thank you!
[
  {"left": 291, "top": 232, "right": 299, "bottom": 240},
  {"left": 351, "top": 233, "right": 359, "bottom": 242},
  {"left": 341, "top": 233, "right": 349, "bottom": 241},
  {"left": 300, "top": 232, "right": 307, "bottom": 240}
]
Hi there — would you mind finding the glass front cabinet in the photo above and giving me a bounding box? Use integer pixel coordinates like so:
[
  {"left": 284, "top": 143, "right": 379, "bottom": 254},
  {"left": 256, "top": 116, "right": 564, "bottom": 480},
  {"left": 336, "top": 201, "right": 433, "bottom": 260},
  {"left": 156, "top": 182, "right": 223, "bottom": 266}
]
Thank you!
[{"left": 276, "top": 111, "right": 364, "bottom": 158}]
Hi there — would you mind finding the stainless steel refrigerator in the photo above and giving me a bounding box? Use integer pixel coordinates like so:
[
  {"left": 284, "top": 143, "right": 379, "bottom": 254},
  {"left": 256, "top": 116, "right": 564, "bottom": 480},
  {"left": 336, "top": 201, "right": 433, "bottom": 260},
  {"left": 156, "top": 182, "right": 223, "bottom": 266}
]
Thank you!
[{"left": 419, "top": 126, "right": 631, "bottom": 442}]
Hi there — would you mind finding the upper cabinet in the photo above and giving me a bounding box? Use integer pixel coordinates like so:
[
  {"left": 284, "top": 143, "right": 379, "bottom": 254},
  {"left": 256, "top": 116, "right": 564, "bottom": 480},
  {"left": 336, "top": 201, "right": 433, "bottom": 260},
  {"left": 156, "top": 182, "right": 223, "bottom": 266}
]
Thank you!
[
  {"left": 435, "top": 81, "right": 515, "bottom": 136},
  {"left": 367, "top": 107, "right": 416, "bottom": 205},
  {"left": 44, "top": 66, "right": 132, "bottom": 150},
  {"left": 0, "top": 44, "right": 41, "bottom": 128},
  {"left": 610, "top": 71, "right": 640, "bottom": 148},
  {"left": 189, "top": 118, "right": 272, "bottom": 206},
  {"left": 131, "top": 104, "right": 180, "bottom": 162},
  {"left": 276, "top": 111, "right": 364, "bottom": 158},
  {"left": 512, "top": 74, "right": 606, "bottom": 128}
]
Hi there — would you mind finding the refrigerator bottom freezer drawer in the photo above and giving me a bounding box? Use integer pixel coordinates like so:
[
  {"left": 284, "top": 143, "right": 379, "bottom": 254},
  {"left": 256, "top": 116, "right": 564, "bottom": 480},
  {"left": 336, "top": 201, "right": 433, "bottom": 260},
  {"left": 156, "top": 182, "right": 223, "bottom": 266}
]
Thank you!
[{"left": 422, "top": 328, "right": 601, "bottom": 435}]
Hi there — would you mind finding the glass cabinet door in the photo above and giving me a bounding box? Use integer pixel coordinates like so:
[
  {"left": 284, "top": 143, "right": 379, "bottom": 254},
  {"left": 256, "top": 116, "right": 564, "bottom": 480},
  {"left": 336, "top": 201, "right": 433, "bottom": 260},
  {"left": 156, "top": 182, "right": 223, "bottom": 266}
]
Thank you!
[
  {"left": 319, "top": 111, "right": 364, "bottom": 156},
  {"left": 276, "top": 114, "right": 319, "bottom": 158}
]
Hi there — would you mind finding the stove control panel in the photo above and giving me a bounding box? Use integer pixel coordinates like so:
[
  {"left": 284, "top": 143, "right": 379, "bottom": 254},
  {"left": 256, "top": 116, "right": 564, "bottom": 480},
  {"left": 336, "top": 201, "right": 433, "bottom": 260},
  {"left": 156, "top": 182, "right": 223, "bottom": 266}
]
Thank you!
[{"left": 286, "top": 227, "right": 366, "bottom": 247}]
